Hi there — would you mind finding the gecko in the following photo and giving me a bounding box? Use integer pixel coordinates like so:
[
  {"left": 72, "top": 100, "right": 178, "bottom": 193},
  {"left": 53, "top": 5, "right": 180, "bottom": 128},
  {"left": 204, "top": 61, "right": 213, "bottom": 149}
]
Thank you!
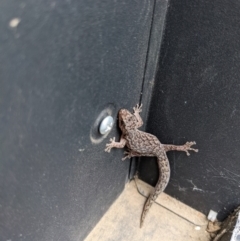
[{"left": 105, "top": 104, "right": 198, "bottom": 228}]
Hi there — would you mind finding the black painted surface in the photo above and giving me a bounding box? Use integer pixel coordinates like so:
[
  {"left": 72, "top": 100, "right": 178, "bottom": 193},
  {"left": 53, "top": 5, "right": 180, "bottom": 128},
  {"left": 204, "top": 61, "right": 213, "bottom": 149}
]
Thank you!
[
  {"left": 0, "top": 1, "right": 154, "bottom": 240},
  {"left": 139, "top": 0, "right": 240, "bottom": 221}
]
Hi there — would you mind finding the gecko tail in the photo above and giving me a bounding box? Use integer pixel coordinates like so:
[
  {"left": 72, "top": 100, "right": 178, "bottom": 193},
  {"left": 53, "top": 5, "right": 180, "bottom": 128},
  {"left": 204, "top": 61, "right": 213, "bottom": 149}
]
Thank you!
[{"left": 140, "top": 194, "right": 154, "bottom": 228}]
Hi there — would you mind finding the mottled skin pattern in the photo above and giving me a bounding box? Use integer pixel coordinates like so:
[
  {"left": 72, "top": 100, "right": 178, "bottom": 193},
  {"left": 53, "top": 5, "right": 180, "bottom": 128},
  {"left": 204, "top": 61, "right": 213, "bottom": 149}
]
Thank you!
[{"left": 105, "top": 104, "right": 198, "bottom": 228}]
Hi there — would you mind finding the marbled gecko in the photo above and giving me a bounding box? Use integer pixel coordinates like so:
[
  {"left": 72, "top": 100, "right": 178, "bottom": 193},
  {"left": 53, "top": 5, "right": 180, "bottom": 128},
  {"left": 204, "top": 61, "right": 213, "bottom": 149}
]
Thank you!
[{"left": 105, "top": 104, "right": 198, "bottom": 228}]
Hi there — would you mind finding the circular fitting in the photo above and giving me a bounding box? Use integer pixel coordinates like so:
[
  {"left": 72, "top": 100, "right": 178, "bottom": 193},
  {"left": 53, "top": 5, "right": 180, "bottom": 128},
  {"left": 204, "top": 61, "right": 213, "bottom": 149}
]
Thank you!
[
  {"left": 90, "top": 104, "right": 116, "bottom": 144},
  {"left": 99, "top": 116, "right": 114, "bottom": 135}
]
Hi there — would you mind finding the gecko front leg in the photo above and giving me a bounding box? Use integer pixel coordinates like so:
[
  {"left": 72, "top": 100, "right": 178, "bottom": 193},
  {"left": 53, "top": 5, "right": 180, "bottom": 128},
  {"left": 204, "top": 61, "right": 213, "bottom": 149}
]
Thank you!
[
  {"left": 133, "top": 104, "right": 143, "bottom": 128},
  {"left": 105, "top": 136, "right": 127, "bottom": 153}
]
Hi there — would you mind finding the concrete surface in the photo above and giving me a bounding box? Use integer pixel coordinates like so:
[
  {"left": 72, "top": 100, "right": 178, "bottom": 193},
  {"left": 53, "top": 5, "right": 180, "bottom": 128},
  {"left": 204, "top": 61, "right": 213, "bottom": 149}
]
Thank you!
[{"left": 84, "top": 178, "right": 211, "bottom": 241}]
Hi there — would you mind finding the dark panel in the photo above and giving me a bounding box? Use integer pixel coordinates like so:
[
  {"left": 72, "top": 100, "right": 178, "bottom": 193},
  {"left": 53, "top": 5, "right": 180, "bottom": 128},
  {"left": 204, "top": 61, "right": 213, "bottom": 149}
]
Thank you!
[
  {"left": 0, "top": 1, "right": 154, "bottom": 240},
  {"left": 139, "top": 0, "right": 240, "bottom": 221}
]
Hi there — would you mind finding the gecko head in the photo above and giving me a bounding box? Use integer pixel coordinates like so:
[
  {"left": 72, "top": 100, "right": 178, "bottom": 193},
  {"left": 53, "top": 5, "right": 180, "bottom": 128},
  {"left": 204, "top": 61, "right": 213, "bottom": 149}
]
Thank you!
[{"left": 118, "top": 109, "right": 134, "bottom": 131}]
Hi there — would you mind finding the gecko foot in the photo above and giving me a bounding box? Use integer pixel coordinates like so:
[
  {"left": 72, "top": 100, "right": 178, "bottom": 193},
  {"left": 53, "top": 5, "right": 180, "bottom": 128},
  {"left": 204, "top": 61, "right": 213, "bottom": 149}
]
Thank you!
[
  {"left": 133, "top": 103, "right": 142, "bottom": 114},
  {"left": 122, "top": 151, "right": 135, "bottom": 161},
  {"left": 122, "top": 150, "right": 140, "bottom": 161},
  {"left": 104, "top": 137, "right": 116, "bottom": 153},
  {"left": 183, "top": 141, "right": 199, "bottom": 156}
]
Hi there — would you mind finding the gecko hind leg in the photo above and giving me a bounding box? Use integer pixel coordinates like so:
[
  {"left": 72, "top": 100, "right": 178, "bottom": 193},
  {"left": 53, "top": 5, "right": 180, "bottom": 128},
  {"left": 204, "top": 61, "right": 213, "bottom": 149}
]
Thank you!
[
  {"left": 163, "top": 141, "right": 198, "bottom": 156},
  {"left": 122, "top": 150, "right": 141, "bottom": 161}
]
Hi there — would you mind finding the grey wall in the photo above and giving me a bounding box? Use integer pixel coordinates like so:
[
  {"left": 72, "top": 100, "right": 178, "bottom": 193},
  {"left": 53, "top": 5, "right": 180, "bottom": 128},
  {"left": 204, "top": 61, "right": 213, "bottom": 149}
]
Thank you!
[
  {"left": 139, "top": 0, "right": 240, "bottom": 221},
  {"left": 0, "top": 1, "right": 157, "bottom": 240}
]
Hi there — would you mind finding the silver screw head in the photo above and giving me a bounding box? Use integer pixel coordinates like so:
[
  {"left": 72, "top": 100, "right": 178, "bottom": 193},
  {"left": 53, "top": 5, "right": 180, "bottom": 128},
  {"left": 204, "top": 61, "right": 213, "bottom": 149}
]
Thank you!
[{"left": 99, "top": 116, "right": 114, "bottom": 135}]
